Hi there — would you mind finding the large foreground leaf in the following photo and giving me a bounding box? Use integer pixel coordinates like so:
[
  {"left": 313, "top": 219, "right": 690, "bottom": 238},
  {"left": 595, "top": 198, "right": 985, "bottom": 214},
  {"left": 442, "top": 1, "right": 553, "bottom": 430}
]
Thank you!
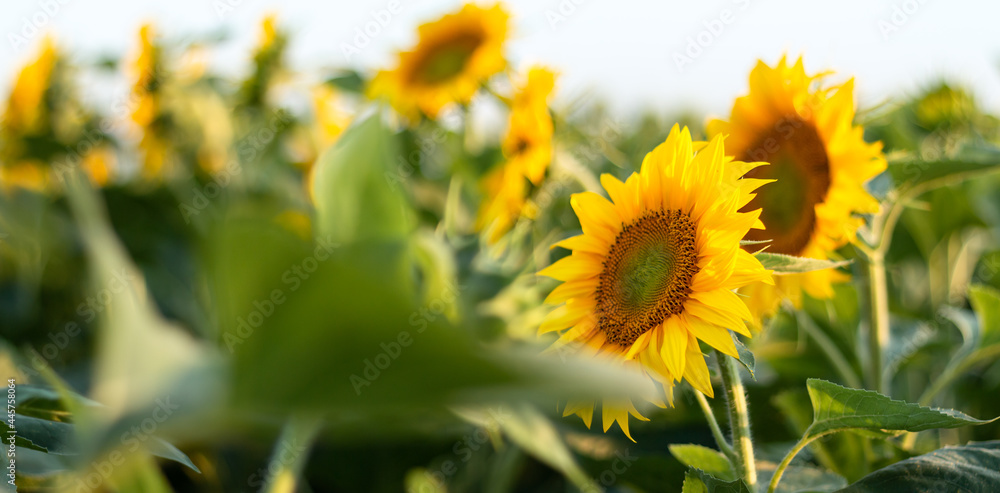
[{"left": 838, "top": 441, "right": 1000, "bottom": 493}]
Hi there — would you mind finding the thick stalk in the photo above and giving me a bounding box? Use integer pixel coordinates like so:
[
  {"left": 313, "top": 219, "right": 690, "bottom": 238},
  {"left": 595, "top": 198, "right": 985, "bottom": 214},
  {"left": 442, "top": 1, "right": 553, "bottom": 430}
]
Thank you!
[
  {"left": 866, "top": 251, "right": 890, "bottom": 394},
  {"left": 718, "top": 352, "right": 757, "bottom": 491}
]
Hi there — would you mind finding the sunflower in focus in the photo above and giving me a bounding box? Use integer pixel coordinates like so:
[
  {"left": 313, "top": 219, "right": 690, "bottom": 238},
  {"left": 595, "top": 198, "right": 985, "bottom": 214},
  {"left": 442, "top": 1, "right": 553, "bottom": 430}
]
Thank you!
[
  {"left": 477, "top": 67, "right": 556, "bottom": 244},
  {"left": 369, "top": 3, "right": 508, "bottom": 120},
  {"left": 539, "top": 126, "right": 772, "bottom": 439},
  {"left": 708, "top": 57, "right": 886, "bottom": 322}
]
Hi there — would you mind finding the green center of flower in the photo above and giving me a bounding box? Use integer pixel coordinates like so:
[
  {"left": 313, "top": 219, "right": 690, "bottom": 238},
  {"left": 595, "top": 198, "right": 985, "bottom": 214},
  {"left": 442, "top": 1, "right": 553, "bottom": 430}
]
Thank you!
[
  {"left": 414, "top": 31, "right": 483, "bottom": 85},
  {"left": 739, "top": 121, "right": 831, "bottom": 255},
  {"left": 596, "top": 210, "right": 700, "bottom": 347}
]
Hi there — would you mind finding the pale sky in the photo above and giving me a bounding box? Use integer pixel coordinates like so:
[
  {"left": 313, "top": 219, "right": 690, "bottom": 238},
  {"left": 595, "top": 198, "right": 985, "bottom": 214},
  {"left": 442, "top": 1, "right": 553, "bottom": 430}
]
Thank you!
[{"left": 2, "top": 0, "right": 998, "bottom": 119}]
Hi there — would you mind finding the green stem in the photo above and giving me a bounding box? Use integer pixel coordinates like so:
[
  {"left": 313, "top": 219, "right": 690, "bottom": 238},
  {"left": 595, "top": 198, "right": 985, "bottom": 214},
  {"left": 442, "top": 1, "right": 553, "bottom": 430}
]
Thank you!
[
  {"left": 794, "top": 310, "right": 863, "bottom": 389},
  {"left": 901, "top": 345, "right": 1000, "bottom": 449},
  {"left": 767, "top": 434, "right": 820, "bottom": 493},
  {"left": 263, "top": 415, "right": 324, "bottom": 493},
  {"left": 694, "top": 390, "right": 737, "bottom": 463},
  {"left": 865, "top": 251, "right": 890, "bottom": 394},
  {"left": 718, "top": 352, "right": 757, "bottom": 491}
]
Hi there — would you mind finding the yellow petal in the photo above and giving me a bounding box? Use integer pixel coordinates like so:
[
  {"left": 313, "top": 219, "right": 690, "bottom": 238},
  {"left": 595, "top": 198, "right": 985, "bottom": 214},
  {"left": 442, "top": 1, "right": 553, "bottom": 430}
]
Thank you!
[
  {"left": 683, "top": 313, "right": 738, "bottom": 358},
  {"left": 660, "top": 317, "right": 687, "bottom": 381}
]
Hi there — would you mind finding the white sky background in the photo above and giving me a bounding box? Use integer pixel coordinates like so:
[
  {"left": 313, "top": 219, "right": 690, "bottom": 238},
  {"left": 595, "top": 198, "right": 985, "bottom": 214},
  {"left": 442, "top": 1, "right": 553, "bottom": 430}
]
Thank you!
[{"left": 1, "top": 0, "right": 998, "bottom": 121}]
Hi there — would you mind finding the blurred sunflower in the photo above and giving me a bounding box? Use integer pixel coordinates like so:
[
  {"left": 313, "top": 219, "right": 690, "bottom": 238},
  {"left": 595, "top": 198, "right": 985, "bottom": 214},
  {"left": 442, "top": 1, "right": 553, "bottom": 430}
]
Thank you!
[
  {"left": 708, "top": 57, "right": 885, "bottom": 322},
  {"left": 369, "top": 3, "right": 508, "bottom": 120},
  {"left": 476, "top": 66, "right": 556, "bottom": 244},
  {"left": 239, "top": 14, "right": 287, "bottom": 109},
  {"left": 539, "top": 126, "right": 772, "bottom": 440},
  {"left": 0, "top": 37, "right": 57, "bottom": 191},
  {"left": 130, "top": 23, "right": 170, "bottom": 178},
  {"left": 1, "top": 37, "right": 113, "bottom": 191}
]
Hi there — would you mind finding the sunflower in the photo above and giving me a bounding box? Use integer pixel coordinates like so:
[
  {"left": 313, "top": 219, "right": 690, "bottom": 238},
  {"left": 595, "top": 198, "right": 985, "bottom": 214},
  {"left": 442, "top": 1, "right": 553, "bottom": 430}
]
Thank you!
[
  {"left": 707, "top": 57, "right": 885, "bottom": 321},
  {"left": 476, "top": 67, "right": 556, "bottom": 244},
  {"left": 129, "top": 23, "right": 170, "bottom": 178},
  {"left": 0, "top": 38, "right": 57, "bottom": 192},
  {"left": 369, "top": 3, "right": 508, "bottom": 120},
  {"left": 539, "top": 125, "right": 773, "bottom": 440}
]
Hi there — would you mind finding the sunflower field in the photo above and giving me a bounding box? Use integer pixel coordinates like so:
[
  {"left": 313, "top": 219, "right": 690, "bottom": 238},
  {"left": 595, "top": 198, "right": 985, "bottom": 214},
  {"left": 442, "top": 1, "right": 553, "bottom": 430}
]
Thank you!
[{"left": 2, "top": 2, "right": 1000, "bottom": 492}]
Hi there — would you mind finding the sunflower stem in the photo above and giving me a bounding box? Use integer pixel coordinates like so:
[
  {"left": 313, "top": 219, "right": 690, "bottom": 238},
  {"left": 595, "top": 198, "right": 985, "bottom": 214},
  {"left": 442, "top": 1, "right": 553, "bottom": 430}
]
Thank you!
[
  {"left": 718, "top": 351, "right": 757, "bottom": 491},
  {"left": 262, "top": 415, "right": 323, "bottom": 493},
  {"left": 865, "top": 250, "right": 890, "bottom": 394},
  {"left": 694, "top": 390, "right": 737, "bottom": 464}
]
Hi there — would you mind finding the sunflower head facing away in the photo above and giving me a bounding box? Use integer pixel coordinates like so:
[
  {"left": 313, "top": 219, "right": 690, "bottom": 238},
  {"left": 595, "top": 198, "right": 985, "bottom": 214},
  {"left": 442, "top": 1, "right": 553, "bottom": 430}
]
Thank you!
[
  {"left": 476, "top": 67, "right": 556, "bottom": 244},
  {"left": 369, "top": 3, "right": 508, "bottom": 120},
  {"left": 539, "top": 125, "right": 772, "bottom": 440},
  {"left": 707, "top": 57, "right": 886, "bottom": 321}
]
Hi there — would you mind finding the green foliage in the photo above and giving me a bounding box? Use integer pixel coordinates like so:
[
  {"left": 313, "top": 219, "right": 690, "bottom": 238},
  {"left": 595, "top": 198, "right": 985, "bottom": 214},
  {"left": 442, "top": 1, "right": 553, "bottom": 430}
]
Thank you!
[
  {"left": 682, "top": 468, "right": 752, "bottom": 493},
  {"left": 670, "top": 444, "right": 735, "bottom": 481},
  {"left": 804, "top": 379, "right": 995, "bottom": 439},
  {"left": 756, "top": 253, "right": 852, "bottom": 275},
  {"left": 838, "top": 441, "right": 1000, "bottom": 493}
]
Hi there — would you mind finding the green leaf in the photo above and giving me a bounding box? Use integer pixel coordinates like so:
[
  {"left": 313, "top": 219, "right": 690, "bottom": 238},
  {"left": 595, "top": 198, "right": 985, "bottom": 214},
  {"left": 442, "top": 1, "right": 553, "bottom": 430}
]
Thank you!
[
  {"left": 733, "top": 334, "right": 755, "bottom": 379},
  {"left": 969, "top": 284, "right": 1000, "bottom": 348},
  {"left": 756, "top": 253, "right": 852, "bottom": 275},
  {"left": 475, "top": 404, "right": 600, "bottom": 493},
  {"left": 804, "top": 379, "right": 996, "bottom": 440},
  {"left": 310, "top": 113, "right": 413, "bottom": 245},
  {"left": 14, "top": 384, "right": 100, "bottom": 421},
  {"left": 681, "top": 468, "right": 752, "bottom": 493},
  {"left": 887, "top": 144, "right": 1000, "bottom": 190},
  {"left": 837, "top": 441, "right": 1000, "bottom": 493},
  {"left": 325, "top": 70, "right": 366, "bottom": 94},
  {"left": 0, "top": 413, "right": 73, "bottom": 455},
  {"left": 669, "top": 444, "right": 735, "bottom": 481}
]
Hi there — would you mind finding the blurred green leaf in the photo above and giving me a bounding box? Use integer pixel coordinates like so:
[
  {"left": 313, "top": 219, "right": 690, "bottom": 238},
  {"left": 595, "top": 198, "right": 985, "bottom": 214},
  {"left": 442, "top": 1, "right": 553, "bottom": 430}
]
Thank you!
[
  {"left": 969, "top": 284, "right": 1000, "bottom": 348},
  {"left": 472, "top": 403, "right": 599, "bottom": 492},
  {"left": 756, "top": 253, "right": 851, "bottom": 275},
  {"left": 311, "top": 113, "right": 413, "bottom": 245},
  {"left": 325, "top": 70, "right": 366, "bottom": 94},
  {"left": 0, "top": 413, "right": 70, "bottom": 454},
  {"left": 837, "top": 441, "right": 1000, "bottom": 493},
  {"left": 887, "top": 144, "right": 1000, "bottom": 191},
  {"left": 669, "top": 444, "right": 735, "bottom": 481}
]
